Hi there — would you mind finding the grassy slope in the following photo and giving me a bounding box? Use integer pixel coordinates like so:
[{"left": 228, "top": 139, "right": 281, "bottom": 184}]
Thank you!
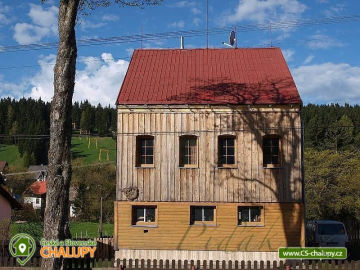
[
  {"left": 0, "top": 137, "right": 116, "bottom": 170},
  {"left": 0, "top": 144, "right": 25, "bottom": 171},
  {"left": 71, "top": 137, "right": 116, "bottom": 164}
]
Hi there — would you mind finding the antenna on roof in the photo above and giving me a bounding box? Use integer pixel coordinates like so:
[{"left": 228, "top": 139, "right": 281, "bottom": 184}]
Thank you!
[
  {"left": 269, "top": 22, "right": 273, "bottom": 47},
  {"left": 222, "top": 26, "right": 237, "bottom": 48},
  {"left": 140, "top": 25, "right": 143, "bottom": 49},
  {"left": 206, "top": 0, "right": 209, "bottom": 48}
]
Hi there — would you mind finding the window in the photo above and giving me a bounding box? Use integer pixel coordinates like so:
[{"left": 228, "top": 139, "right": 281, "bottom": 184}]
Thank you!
[
  {"left": 263, "top": 135, "right": 281, "bottom": 167},
  {"left": 35, "top": 198, "right": 40, "bottom": 204},
  {"left": 190, "top": 206, "right": 216, "bottom": 225},
  {"left": 180, "top": 136, "right": 198, "bottom": 167},
  {"left": 136, "top": 136, "right": 154, "bottom": 167},
  {"left": 132, "top": 206, "right": 157, "bottom": 225},
  {"left": 218, "top": 136, "right": 235, "bottom": 167},
  {"left": 238, "top": 206, "right": 263, "bottom": 225}
]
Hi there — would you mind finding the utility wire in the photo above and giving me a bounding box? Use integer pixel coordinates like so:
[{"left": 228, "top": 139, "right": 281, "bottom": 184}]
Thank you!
[
  {"left": 0, "top": 31, "right": 355, "bottom": 71},
  {"left": 0, "top": 14, "right": 359, "bottom": 53},
  {"left": 4, "top": 161, "right": 116, "bottom": 177},
  {"left": 0, "top": 125, "right": 358, "bottom": 141}
]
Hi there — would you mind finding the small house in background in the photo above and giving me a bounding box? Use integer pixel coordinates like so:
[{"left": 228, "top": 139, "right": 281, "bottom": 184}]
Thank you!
[
  {"left": 0, "top": 184, "right": 22, "bottom": 222},
  {"left": 28, "top": 164, "right": 48, "bottom": 181},
  {"left": 23, "top": 181, "right": 77, "bottom": 218},
  {"left": 23, "top": 180, "right": 46, "bottom": 210},
  {"left": 114, "top": 48, "right": 304, "bottom": 262},
  {"left": 0, "top": 161, "right": 8, "bottom": 174}
]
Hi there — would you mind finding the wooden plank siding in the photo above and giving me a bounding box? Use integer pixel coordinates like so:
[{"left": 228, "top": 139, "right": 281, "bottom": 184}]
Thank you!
[
  {"left": 114, "top": 201, "right": 305, "bottom": 252},
  {"left": 116, "top": 105, "right": 302, "bottom": 203}
]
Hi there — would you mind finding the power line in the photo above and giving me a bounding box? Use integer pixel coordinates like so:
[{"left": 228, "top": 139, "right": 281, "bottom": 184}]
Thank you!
[
  {"left": 0, "top": 125, "right": 358, "bottom": 140},
  {"left": 0, "top": 32, "right": 353, "bottom": 71},
  {"left": 4, "top": 161, "right": 116, "bottom": 177},
  {"left": 0, "top": 14, "right": 359, "bottom": 53},
  {"left": 0, "top": 33, "right": 346, "bottom": 70}
]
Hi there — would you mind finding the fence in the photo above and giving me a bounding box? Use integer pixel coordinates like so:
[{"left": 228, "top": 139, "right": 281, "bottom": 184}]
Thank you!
[{"left": 1, "top": 258, "right": 360, "bottom": 269}]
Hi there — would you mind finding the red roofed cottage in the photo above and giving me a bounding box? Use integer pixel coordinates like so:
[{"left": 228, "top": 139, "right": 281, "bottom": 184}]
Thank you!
[{"left": 114, "top": 48, "right": 304, "bottom": 261}]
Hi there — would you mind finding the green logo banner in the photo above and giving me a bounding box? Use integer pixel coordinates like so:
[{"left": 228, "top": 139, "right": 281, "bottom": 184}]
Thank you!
[
  {"left": 279, "top": 247, "right": 347, "bottom": 259},
  {"left": 9, "top": 233, "right": 36, "bottom": 266}
]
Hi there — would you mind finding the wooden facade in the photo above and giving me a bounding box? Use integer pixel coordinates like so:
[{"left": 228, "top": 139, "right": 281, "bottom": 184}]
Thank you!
[
  {"left": 116, "top": 105, "right": 303, "bottom": 203},
  {"left": 115, "top": 104, "right": 304, "bottom": 260},
  {"left": 114, "top": 201, "right": 305, "bottom": 252}
]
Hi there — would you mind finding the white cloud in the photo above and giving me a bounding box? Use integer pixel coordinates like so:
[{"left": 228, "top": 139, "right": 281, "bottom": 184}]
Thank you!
[
  {"left": 303, "top": 55, "right": 314, "bottom": 65},
  {"left": 171, "top": 1, "right": 195, "bottom": 8},
  {"left": 324, "top": 3, "right": 346, "bottom": 16},
  {"left": 79, "top": 20, "right": 106, "bottom": 30},
  {"left": 221, "top": 0, "right": 306, "bottom": 25},
  {"left": 102, "top": 14, "right": 119, "bottom": 22},
  {"left": 0, "top": 2, "right": 10, "bottom": 25},
  {"left": 143, "top": 39, "right": 165, "bottom": 49},
  {"left": 0, "top": 77, "right": 26, "bottom": 98},
  {"left": 292, "top": 63, "right": 360, "bottom": 104},
  {"left": 193, "top": 18, "right": 201, "bottom": 27},
  {"left": 126, "top": 48, "right": 134, "bottom": 56},
  {"left": 191, "top": 7, "right": 201, "bottom": 15},
  {"left": 28, "top": 4, "right": 58, "bottom": 29},
  {"left": 29, "top": 53, "right": 129, "bottom": 106},
  {"left": 13, "top": 4, "right": 58, "bottom": 44},
  {"left": 282, "top": 49, "right": 294, "bottom": 62},
  {"left": 307, "top": 34, "right": 343, "bottom": 49},
  {"left": 170, "top": 20, "right": 185, "bottom": 28}
]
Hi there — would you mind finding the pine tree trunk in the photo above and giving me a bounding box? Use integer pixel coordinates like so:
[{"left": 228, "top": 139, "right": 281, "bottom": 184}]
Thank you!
[{"left": 42, "top": 0, "right": 80, "bottom": 269}]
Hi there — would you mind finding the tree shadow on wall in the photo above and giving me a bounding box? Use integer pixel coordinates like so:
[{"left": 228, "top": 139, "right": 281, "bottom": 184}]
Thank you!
[{"left": 174, "top": 77, "right": 303, "bottom": 251}]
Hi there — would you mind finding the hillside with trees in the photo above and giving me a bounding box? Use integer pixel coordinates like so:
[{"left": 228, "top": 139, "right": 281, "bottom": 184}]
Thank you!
[
  {"left": 0, "top": 98, "right": 116, "bottom": 167},
  {"left": 302, "top": 104, "right": 360, "bottom": 227}
]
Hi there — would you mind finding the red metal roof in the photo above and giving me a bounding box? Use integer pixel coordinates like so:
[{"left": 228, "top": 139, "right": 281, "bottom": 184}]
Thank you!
[
  {"left": 116, "top": 48, "right": 301, "bottom": 105},
  {"left": 30, "top": 181, "right": 46, "bottom": 195}
]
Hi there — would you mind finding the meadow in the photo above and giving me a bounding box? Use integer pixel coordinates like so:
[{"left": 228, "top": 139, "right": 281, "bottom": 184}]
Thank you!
[{"left": 0, "top": 136, "right": 116, "bottom": 171}]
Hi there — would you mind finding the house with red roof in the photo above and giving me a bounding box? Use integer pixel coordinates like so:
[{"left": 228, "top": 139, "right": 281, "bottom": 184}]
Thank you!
[
  {"left": 0, "top": 184, "right": 22, "bottom": 224},
  {"left": 23, "top": 169, "right": 77, "bottom": 217},
  {"left": 114, "top": 48, "right": 304, "bottom": 261}
]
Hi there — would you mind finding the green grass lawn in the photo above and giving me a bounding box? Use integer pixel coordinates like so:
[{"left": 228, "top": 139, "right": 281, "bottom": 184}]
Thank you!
[
  {"left": 10, "top": 222, "right": 114, "bottom": 240},
  {"left": 0, "top": 144, "right": 25, "bottom": 171},
  {"left": 69, "top": 222, "right": 114, "bottom": 238},
  {"left": 0, "top": 137, "right": 116, "bottom": 170},
  {"left": 71, "top": 137, "right": 116, "bottom": 164}
]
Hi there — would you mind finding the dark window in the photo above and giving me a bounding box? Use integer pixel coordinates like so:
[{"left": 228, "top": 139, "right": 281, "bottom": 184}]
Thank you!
[
  {"left": 132, "top": 206, "right": 156, "bottom": 225},
  {"left": 218, "top": 136, "right": 235, "bottom": 166},
  {"left": 190, "top": 206, "right": 215, "bottom": 224},
  {"left": 318, "top": 224, "right": 345, "bottom": 235},
  {"left": 136, "top": 136, "right": 154, "bottom": 166},
  {"left": 180, "top": 136, "right": 197, "bottom": 167},
  {"left": 238, "top": 206, "right": 262, "bottom": 224},
  {"left": 263, "top": 136, "right": 280, "bottom": 166}
]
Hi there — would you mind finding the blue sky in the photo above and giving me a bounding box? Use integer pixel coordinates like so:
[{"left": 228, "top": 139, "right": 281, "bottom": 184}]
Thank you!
[{"left": 0, "top": 0, "right": 360, "bottom": 106}]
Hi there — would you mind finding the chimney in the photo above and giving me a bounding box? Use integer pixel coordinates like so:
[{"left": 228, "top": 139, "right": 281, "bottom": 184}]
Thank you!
[{"left": 180, "top": 36, "right": 184, "bottom": 49}]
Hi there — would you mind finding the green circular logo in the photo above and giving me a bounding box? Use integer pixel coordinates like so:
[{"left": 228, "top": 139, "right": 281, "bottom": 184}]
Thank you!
[{"left": 9, "top": 233, "right": 36, "bottom": 266}]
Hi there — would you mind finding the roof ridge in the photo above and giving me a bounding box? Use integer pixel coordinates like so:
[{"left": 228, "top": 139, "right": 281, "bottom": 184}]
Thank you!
[{"left": 134, "top": 47, "right": 280, "bottom": 51}]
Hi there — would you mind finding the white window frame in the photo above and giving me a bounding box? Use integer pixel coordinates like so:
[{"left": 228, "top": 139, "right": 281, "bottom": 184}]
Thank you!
[
  {"left": 238, "top": 206, "right": 264, "bottom": 226},
  {"left": 190, "top": 206, "right": 216, "bottom": 225},
  {"left": 132, "top": 206, "right": 157, "bottom": 226}
]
